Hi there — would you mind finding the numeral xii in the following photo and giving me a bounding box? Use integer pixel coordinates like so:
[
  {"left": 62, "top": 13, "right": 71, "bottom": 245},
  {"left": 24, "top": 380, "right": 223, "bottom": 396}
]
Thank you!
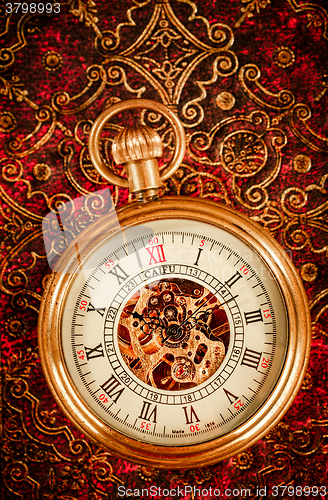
[{"left": 146, "top": 244, "right": 166, "bottom": 265}]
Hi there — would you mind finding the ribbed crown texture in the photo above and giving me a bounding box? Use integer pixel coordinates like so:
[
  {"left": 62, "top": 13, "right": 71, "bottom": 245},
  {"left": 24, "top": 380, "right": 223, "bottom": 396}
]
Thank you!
[{"left": 112, "top": 125, "right": 163, "bottom": 165}]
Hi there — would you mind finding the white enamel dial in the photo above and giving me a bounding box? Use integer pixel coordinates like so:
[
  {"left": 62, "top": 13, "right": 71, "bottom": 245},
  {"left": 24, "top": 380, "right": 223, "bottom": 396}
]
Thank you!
[{"left": 61, "top": 217, "right": 288, "bottom": 447}]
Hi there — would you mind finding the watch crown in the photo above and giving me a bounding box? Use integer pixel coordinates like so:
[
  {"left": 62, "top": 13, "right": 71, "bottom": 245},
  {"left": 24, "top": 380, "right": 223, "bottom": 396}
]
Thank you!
[
  {"left": 112, "top": 125, "right": 163, "bottom": 165},
  {"left": 111, "top": 124, "right": 164, "bottom": 203}
]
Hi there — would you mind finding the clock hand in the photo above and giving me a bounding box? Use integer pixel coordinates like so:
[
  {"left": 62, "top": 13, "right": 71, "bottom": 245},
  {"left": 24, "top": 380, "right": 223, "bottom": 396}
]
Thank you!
[
  {"left": 129, "top": 310, "right": 163, "bottom": 338},
  {"left": 161, "top": 325, "right": 180, "bottom": 345},
  {"left": 128, "top": 291, "right": 238, "bottom": 344},
  {"left": 131, "top": 311, "right": 144, "bottom": 321},
  {"left": 179, "top": 293, "right": 239, "bottom": 330},
  {"left": 161, "top": 294, "right": 238, "bottom": 345}
]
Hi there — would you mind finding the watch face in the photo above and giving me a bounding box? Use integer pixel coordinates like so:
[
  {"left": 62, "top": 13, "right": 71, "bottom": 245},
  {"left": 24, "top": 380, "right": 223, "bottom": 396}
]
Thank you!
[
  {"left": 62, "top": 218, "right": 287, "bottom": 446},
  {"left": 39, "top": 198, "right": 310, "bottom": 467}
]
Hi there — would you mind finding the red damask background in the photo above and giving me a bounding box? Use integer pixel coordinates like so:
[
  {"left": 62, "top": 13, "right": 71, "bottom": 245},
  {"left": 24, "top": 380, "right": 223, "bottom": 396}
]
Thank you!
[{"left": 1, "top": 1, "right": 328, "bottom": 499}]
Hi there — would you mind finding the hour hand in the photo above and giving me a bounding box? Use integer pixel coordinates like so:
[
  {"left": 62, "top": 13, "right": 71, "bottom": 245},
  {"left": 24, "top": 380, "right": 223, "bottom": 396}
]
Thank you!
[{"left": 130, "top": 311, "right": 144, "bottom": 321}]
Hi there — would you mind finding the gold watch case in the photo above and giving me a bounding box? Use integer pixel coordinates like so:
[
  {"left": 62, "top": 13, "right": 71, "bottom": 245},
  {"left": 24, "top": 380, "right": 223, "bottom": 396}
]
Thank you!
[{"left": 38, "top": 196, "right": 311, "bottom": 468}]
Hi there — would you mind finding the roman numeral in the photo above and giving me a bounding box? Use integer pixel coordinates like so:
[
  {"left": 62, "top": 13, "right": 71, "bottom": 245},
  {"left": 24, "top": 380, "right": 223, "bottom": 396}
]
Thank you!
[
  {"left": 85, "top": 343, "right": 104, "bottom": 360},
  {"left": 138, "top": 401, "right": 158, "bottom": 423},
  {"left": 182, "top": 405, "right": 200, "bottom": 425},
  {"left": 225, "top": 271, "right": 242, "bottom": 288},
  {"left": 108, "top": 263, "right": 130, "bottom": 285},
  {"left": 146, "top": 244, "right": 166, "bottom": 265},
  {"left": 244, "top": 308, "right": 263, "bottom": 324},
  {"left": 223, "top": 388, "right": 238, "bottom": 404},
  {"left": 241, "top": 348, "right": 262, "bottom": 370},
  {"left": 194, "top": 248, "right": 203, "bottom": 266},
  {"left": 100, "top": 375, "right": 124, "bottom": 403},
  {"left": 87, "top": 303, "right": 105, "bottom": 317}
]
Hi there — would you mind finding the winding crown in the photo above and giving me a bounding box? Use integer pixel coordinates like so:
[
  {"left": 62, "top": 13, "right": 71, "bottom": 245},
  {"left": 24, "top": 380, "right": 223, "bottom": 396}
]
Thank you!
[
  {"left": 111, "top": 124, "right": 164, "bottom": 202},
  {"left": 112, "top": 125, "right": 163, "bottom": 165}
]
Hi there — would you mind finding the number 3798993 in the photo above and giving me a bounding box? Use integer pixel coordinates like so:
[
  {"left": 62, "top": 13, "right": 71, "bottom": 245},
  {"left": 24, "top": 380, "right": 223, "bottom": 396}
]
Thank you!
[{"left": 6, "top": 3, "right": 60, "bottom": 14}]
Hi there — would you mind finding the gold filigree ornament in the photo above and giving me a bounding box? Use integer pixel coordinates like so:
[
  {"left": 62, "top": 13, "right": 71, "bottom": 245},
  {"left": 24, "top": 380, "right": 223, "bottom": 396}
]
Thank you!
[
  {"left": 315, "top": 73, "right": 328, "bottom": 102},
  {"left": 273, "top": 46, "right": 295, "bottom": 68},
  {"left": 137, "top": 465, "right": 159, "bottom": 481},
  {"left": 309, "top": 289, "right": 328, "bottom": 340},
  {"left": 38, "top": 99, "right": 311, "bottom": 468},
  {"left": 168, "top": 162, "right": 230, "bottom": 204},
  {"left": 239, "top": 64, "right": 295, "bottom": 111},
  {"left": 287, "top": 0, "right": 328, "bottom": 40},
  {"left": 67, "top": 0, "right": 101, "bottom": 38},
  {"left": 293, "top": 154, "right": 312, "bottom": 173},
  {"left": 33, "top": 163, "right": 52, "bottom": 181},
  {"left": 98, "top": 0, "right": 238, "bottom": 127},
  {"left": 301, "top": 370, "right": 313, "bottom": 390},
  {"left": 4, "top": 315, "right": 27, "bottom": 339},
  {"left": 231, "top": 450, "right": 254, "bottom": 470},
  {"left": 300, "top": 263, "right": 318, "bottom": 283},
  {"left": 216, "top": 91, "right": 236, "bottom": 111},
  {"left": 3, "top": 345, "right": 122, "bottom": 496},
  {"left": 188, "top": 109, "right": 287, "bottom": 210},
  {"left": 260, "top": 420, "right": 327, "bottom": 489},
  {"left": 42, "top": 51, "right": 63, "bottom": 72},
  {"left": 235, "top": 0, "right": 271, "bottom": 29},
  {"left": 289, "top": 103, "right": 328, "bottom": 153},
  {"left": 281, "top": 176, "right": 328, "bottom": 257},
  {"left": 0, "top": 111, "right": 17, "bottom": 132}
]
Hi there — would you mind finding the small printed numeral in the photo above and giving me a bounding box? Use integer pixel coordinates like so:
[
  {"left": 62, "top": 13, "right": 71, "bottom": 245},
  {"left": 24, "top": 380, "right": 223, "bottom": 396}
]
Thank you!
[
  {"left": 263, "top": 308, "right": 272, "bottom": 319},
  {"left": 79, "top": 300, "right": 88, "bottom": 311},
  {"left": 233, "top": 399, "right": 244, "bottom": 411},
  {"left": 261, "top": 356, "right": 270, "bottom": 369},
  {"left": 77, "top": 349, "right": 85, "bottom": 360},
  {"left": 239, "top": 264, "right": 249, "bottom": 275},
  {"left": 105, "top": 259, "right": 115, "bottom": 270}
]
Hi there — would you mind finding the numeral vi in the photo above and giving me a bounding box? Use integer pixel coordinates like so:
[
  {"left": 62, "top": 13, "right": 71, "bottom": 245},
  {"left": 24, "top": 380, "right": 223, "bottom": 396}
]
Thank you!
[{"left": 182, "top": 405, "right": 200, "bottom": 425}]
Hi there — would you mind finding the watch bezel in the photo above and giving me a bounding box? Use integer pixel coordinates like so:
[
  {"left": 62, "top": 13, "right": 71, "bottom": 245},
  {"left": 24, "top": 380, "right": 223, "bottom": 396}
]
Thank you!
[{"left": 38, "top": 196, "right": 311, "bottom": 468}]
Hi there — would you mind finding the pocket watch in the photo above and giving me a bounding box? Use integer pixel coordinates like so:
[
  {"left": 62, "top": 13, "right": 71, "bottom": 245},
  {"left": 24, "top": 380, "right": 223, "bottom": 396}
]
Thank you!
[{"left": 38, "top": 99, "right": 311, "bottom": 468}]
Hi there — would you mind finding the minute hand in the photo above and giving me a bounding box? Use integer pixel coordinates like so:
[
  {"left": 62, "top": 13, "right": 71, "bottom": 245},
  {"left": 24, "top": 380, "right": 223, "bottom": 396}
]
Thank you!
[{"left": 179, "top": 293, "right": 239, "bottom": 330}]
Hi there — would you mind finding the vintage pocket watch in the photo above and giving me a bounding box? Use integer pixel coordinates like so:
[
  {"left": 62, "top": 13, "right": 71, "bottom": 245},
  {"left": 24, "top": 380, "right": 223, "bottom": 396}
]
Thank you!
[{"left": 38, "top": 99, "right": 311, "bottom": 468}]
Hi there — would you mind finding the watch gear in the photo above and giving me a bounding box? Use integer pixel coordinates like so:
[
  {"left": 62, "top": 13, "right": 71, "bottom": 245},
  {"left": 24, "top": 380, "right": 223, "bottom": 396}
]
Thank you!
[{"left": 117, "top": 278, "right": 229, "bottom": 390}]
